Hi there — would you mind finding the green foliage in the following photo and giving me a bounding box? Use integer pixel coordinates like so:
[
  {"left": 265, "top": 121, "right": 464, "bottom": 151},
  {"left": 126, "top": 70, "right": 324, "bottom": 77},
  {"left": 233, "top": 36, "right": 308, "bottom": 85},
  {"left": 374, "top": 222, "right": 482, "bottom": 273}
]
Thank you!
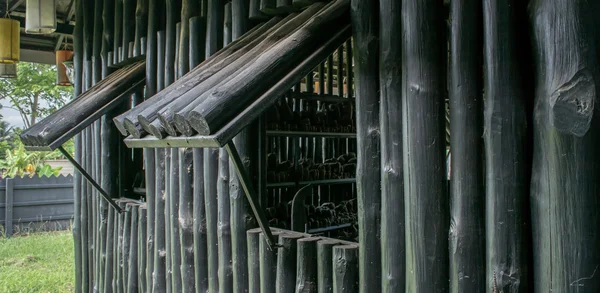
[
  {"left": 0, "top": 231, "right": 75, "bottom": 292},
  {"left": 0, "top": 144, "right": 63, "bottom": 178},
  {"left": 0, "top": 62, "right": 73, "bottom": 128}
]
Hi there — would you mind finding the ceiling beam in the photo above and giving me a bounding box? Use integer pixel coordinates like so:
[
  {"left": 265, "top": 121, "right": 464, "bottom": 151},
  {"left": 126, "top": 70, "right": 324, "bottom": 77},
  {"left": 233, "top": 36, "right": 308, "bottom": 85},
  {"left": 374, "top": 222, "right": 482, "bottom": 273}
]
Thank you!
[{"left": 9, "top": 0, "right": 25, "bottom": 12}]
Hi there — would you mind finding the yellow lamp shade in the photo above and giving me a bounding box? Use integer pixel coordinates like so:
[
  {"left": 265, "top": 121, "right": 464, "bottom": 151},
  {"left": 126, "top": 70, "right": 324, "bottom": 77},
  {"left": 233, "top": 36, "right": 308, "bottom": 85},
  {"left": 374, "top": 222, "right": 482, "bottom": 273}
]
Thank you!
[
  {"left": 0, "top": 63, "right": 17, "bottom": 78},
  {"left": 26, "top": 0, "right": 57, "bottom": 34},
  {"left": 0, "top": 18, "right": 20, "bottom": 64},
  {"left": 56, "top": 50, "right": 73, "bottom": 86}
]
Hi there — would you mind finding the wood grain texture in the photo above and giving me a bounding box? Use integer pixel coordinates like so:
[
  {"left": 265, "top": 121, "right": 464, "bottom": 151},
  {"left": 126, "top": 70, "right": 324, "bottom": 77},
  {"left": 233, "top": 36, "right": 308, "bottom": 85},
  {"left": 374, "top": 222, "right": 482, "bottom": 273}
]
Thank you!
[
  {"left": 332, "top": 244, "right": 359, "bottom": 293},
  {"left": 179, "top": 148, "right": 196, "bottom": 292},
  {"left": 193, "top": 148, "right": 210, "bottom": 293}
]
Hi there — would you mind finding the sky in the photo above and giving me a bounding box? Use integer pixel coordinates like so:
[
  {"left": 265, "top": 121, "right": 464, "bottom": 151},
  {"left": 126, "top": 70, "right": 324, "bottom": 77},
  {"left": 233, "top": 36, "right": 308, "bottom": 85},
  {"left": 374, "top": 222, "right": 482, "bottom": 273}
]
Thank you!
[{"left": 1, "top": 100, "right": 24, "bottom": 128}]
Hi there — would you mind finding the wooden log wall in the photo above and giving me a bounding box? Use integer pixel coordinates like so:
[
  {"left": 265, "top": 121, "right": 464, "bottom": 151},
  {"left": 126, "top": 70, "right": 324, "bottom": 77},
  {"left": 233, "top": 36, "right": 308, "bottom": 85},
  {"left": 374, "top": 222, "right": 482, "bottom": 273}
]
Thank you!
[{"left": 69, "top": 0, "right": 600, "bottom": 292}]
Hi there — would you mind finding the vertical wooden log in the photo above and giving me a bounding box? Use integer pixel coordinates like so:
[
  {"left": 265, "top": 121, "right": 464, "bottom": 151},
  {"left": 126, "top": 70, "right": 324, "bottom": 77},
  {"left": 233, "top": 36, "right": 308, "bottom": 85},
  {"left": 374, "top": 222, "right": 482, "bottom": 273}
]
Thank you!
[
  {"left": 73, "top": 0, "right": 84, "bottom": 289},
  {"left": 179, "top": 0, "right": 200, "bottom": 76},
  {"left": 153, "top": 148, "right": 168, "bottom": 293},
  {"left": 483, "top": 1, "right": 530, "bottom": 292},
  {"left": 448, "top": 0, "right": 485, "bottom": 292},
  {"left": 116, "top": 201, "right": 126, "bottom": 293},
  {"left": 127, "top": 205, "right": 139, "bottom": 293},
  {"left": 402, "top": 0, "right": 449, "bottom": 292},
  {"left": 332, "top": 244, "right": 359, "bottom": 293},
  {"left": 165, "top": 0, "right": 180, "bottom": 85},
  {"left": 224, "top": 3, "right": 232, "bottom": 46},
  {"left": 276, "top": 233, "right": 304, "bottom": 293},
  {"left": 530, "top": 1, "right": 600, "bottom": 292},
  {"left": 144, "top": 147, "right": 156, "bottom": 293},
  {"left": 105, "top": 204, "right": 116, "bottom": 293},
  {"left": 193, "top": 148, "right": 210, "bottom": 293},
  {"left": 249, "top": 0, "right": 268, "bottom": 22},
  {"left": 350, "top": 0, "right": 381, "bottom": 291},
  {"left": 296, "top": 237, "right": 320, "bottom": 293},
  {"left": 247, "top": 228, "right": 262, "bottom": 293},
  {"left": 260, "top": 0, "right": 277, "bottom": 15},
  {"left": 122, "top": 203, "right": 132, "bottom": 293},
  {"left": 114, "top": 0, "right": 123, "bottom": 63},
  {"left": 317, "top": 239, "right": 338, "bottom": 293},
  {"left": 276, "top": 0, "right": 293, "bottom": 14},
  {"left": 93, "top": 0, "right": 104, "bottom": 84},
  {"left": 206, "top": 0, "right": 224, "bottom": 58},
  {"left": 189, "top": 16, "right": 207, "bottom": 70},
  {"left": 146, "top": 0, "right": 158, "bottom": 97},
  {"left": 123, "top": 0, "right": 136, "bottom": 59},
  {"left": 378, "top": 0, "right": 404, "bottom": 292},
  {"left": 135, "top": 0, "right": 148, "bottom": 56},
  {"left": 138, "top": 207, "right": 148, "bottom": 293},
  {"left": 174, "top": 22, "right": 181, "bottom": 80},
  {"left": 169, "top": 148, "right": 182, "bottom": 293},
  {"left": 260, "top": 231, "right": 282, "bottom": 293},
  {"left": 179, "top": 148, "right": 196, "bottom": 293},
  {"left": 218, "top": 148, "right": 233, "bottom": 293},
  {"left": 205, "top": 148, "right": 220, "bottom": 293}
]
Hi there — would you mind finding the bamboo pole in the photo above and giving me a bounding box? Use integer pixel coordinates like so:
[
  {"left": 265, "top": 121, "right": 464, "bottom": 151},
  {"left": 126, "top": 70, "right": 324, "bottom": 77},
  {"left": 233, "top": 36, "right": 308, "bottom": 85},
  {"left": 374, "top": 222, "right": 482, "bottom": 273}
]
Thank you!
[
  {"left": 247, "top": 228, "right": 262, "bottom": 293},
  {"left": 332, "top": 244, "right": 359, "bottom": 293},
  {"left": 179, "top": 148, "right": 196, "bottom": 292},
  {"left": 205, "top": 148, "right": 220, "bottom": 293},
  {"left": 127, "top": 204, "right": 139, "bottom": 293},
  {"left": 483, "top": 1, "right": 530, "bottom": 292},
  {"left": 193, "top": 147, "right": 210, "bottom": 293},
  {"left": 448, "top": 0, "right": 485, "bottom": 292},
  {"left": 402, "top": 0, "right": 449, "bottom": 292},
  {"left": 378, "top": 0, "right": 404, "bottom": 292},
  {"left": 296, "top": 237, "right": 320, "bottom": 293},
  {"left": 350, "top": 0, "right": 381, "bottom": 291},
  {"left": 276, "top": 233, "right": 304, "bottom": 293},
  {"left": 530, "top": 2, "right": 600, "bottom": 292},
  {"left": 217, "top": 147, "right": 233, "bottom": 293},
  {"left": 317, "top": 239, "right": 338, "bottom": 293}
]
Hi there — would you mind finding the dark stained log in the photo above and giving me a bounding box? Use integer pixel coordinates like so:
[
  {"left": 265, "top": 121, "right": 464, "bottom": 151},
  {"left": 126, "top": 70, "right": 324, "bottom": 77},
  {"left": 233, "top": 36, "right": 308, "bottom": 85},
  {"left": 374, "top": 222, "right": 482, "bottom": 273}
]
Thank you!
[
  {"left": 73, "top": 0, "right": 84, "bottom": 287},
  {"left": 378, "top": 0, "right": 404, "bottom": 292},
  {"left": 350, "top": 0, "right": 381, "bottom": 291},
  {"left": 93, "top": 0, "right": 104, "bottom": 83},
  {"left": 138, "top": 207, "right": 148, "bottom": 293},
  {"left": 332, "top": 244, "right": 359, "bottom": 293},
  {"left": 122, "top": 203, "right": 133, "bottom": 293},
  {"left": 218, "top": 148, "right": 234, "bottom": 293},
  {"left": 146, "top": 0, "right": 159, "bottom": 97},
  {"left": 530, "top": 1, "right": 600, "bottom": 292},
  {"left": 260, "top": 231, "right": 283, "bottom": 293},
  {"left": 114, "top": 0, "right": 123, "bottom": 63},
  {"left": 206, "top": 0, "right": 225, "bottom": 58},
  {"left": 402, "top": 0, "right": 449, "bottom": 292},
  {"left": 345, "top": 39, "right": 352, "bottom": 98},
  {"left": 179, "top": 147, "right": 196, "bottom": 293},
  {"left": 174, "top": 22, "right": 181, "bottom": 80},
  {"left": 152, "top": 148, "right": 168, "bottom": 293},
  {"left": 169, "top": 148, "right": 182, "bottom": 293},
  {"left": 189, "top": 16, "right": 207, "bottom": 69},
  {"left": 104, "top": 203, "right": 116, "bottom": 293},
  {"left": 247, "top": 228, "right": 262, "bottom": 293},
  {"left": 134, "top": 0, "right": 148, "bottom": 57},
  {"left": 115, "top": 201, "right": 124, "bottom": 293},
  {"left": 164, "top": 149, "right": 172, "bottom": 293},
  {"left": 292, "top": 0, "right": 317, "bottom": 9},
  {"left": 249, "top": 0, "right": 268, "bottom": 22},
  {"left": 276, "top": 233, "right": 304, "bottom": 293},
  {"left": 165, "top": 0, "right": 181, "bottom": 86},
  {"left": 179, "top": 0, "right": 201, "bottom": 76},
  {"left": 224, "top": 2, "right": 232, "bottom": 46},
  {"left": 204, "top": 148, "right": 220, "bottom": 293},
  {"left": 117, "top": 19, "right": 276, "bottom": 138},
  {"left": 187, "top": 0, "right": 351, "bottom": 135},
  {"left": 193, "top": 148, "right": 210, "bottom": 293},
  {"left": 123, "top": 0, "right": 136, "bottom": 59},
  {"left": 483, "top": 1, "right": 530, "bottom": 292},
  {"left": 276, "top": 0, "right": 294, "bottom": 14},
  {"left": 296, "top": 237, "right": 320, "bottom": 293},
  {"left": 448, "top": 0, "right": 485, "bottom": 292},
  {"left": 127, "top": 205, "right": 139, "bottom": 293},
  {"left": 317, "top": 239, "right": 338, "bottom": 293},
  {"left": 260, "top": 0, "right": 277, "bottom": 15}
]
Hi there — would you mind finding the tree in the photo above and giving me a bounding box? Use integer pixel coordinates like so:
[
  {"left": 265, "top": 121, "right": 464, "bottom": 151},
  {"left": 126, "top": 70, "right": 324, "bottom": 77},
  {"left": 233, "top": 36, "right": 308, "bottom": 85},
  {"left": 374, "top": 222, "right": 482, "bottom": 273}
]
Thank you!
[{"left": 0, "top": 62, "right": 73, "bottom": 128}]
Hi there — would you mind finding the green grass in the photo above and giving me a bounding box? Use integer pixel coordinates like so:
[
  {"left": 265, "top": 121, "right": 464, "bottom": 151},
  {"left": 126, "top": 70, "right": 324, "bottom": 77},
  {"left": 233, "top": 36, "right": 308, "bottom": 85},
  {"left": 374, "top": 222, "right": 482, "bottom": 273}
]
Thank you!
[{"left": 0, "top": 231, "right": 75, "bottom": 293}]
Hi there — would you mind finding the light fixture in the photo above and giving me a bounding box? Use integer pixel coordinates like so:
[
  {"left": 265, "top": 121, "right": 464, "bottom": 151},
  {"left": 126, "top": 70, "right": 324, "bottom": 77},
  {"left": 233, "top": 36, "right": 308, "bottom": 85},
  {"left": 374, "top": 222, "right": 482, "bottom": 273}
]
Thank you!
[
  {"left": 25, "top": 0, "right": 57, "bottom": 34},
  {"left": 0, "top": 63, "right": 17, "bottom": 78},
  {"left": 0, "top": 3, "right": 20, "bottom": 64},
  {"left": 56, "top": 49, "right": 73, "bottom": 86}
]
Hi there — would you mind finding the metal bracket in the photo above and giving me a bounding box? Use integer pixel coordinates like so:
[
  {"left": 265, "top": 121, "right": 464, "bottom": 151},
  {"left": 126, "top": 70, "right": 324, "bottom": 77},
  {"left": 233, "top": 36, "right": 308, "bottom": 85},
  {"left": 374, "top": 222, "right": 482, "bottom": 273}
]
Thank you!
[
  {"left": 58, "top": 146, "right": 125, "bottom": 213},
  {"left": 225, "top": 141, "right": 280, "bottom": 250}
]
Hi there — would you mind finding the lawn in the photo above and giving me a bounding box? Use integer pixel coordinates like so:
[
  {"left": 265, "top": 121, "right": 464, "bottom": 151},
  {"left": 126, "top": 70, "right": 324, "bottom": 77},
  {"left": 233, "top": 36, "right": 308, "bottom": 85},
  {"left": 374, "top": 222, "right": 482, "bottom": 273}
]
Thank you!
[{"left": 0, "top": 231, "right": 75, "bottom": 293}]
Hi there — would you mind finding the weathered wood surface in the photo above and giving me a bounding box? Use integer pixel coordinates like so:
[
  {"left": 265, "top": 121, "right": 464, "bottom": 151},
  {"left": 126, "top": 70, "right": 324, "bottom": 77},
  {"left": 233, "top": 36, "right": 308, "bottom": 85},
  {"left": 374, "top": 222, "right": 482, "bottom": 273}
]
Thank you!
[
  {"left": 530, "top": 1, "right": 600, "bottom": 292},
  {"left": 138, "top": 207, "right": 148, "bottom": 293},
  {"left": 296, "top": 237, "right": 320, "bottom": 293},
  {"left": 186, "top": 0, "right": 350, "bottom": 135},
  {"left": 350, "top": 0, "right": 381, "bottom": 292},
  {"left": 276, "top": 233, "right": 304, "bottom": 293},
  {"left": 449, "top": 0, "right": 485, "bottom": 292},
  {"left": 179, "top": 148, "right": 196, "bottom": 293},
  {"left": 204, "top": 148, "right": 220, "bottom": 293},
  {"left": 127, "top": 205, "right": 139, "bottom": 293},
  {"left": 152, "top": 148, "right": 168, "bottom": 293},
  {"left": 179, "top": 0, "right": 200, "bottom": 77},
  {"left": 332, "top": 244, "right": 359, "bottom": 293},
  {"left": 169, "top": 148, "right": 182, "bottom": 293},
  {"left": 193, "top": 148, "right": 210, "bottom": 293},
  {"left": 317, "top": 239, "right": 338, "bottom": 293},
  {"left": 483, "top": 1, "right": 530, "bottom": 292},
  {"left": 189, "top": 16, "right": 207, "bottom": 70},
  {"left": 260, "top": 231, "right": 283, "bottom": 293},
  {"left": 402, "top": 0, "right": 449, "bottom": 292},
  {"left": 247, "top": 228, "right": 262, "bottom": 293},
  {"left": 134, "top": 0, "right": 148, "bottom": 56},
  {"left": 217, "top": 148, "right": 233, "bottom": 293}
]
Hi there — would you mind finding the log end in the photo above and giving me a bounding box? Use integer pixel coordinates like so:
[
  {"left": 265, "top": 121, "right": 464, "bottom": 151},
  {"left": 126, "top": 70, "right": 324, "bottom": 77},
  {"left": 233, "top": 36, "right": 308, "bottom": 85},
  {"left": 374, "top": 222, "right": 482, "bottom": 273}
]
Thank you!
[
  {"left": 148, "top": 120, "right": 167, "bottom": 139},
  {"left": 123, "top": 119, "right": 146, "bottom": 139},
  {"left": 174, "top": 113, "right": 197, "bottom": 137},
  {"left": 550, "top": 68, "right": 596, "bottom": 137},
  {"left": 186, "top": 111, "right": 212, "bottom": 136},
  {"left": 113, "top": 117, "right": 131, "bottom": 137}
]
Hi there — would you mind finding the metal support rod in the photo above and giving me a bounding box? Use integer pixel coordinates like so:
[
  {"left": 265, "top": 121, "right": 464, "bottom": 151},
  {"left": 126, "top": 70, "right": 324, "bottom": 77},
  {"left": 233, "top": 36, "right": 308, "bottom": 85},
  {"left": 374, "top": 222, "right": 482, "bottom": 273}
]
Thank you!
[
  {"left": 58, "top": 146, "right": 125, "bottom": 213},
  {"left": 225, "top": 141, "right": 279, "bottom": 250}
]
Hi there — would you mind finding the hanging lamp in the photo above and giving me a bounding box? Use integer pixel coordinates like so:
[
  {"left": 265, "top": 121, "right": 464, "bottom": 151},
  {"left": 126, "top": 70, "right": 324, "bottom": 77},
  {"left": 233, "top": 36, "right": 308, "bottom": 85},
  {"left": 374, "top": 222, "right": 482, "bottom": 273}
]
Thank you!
[
  {"left": 0, "top": 63, "right": 17, "bottom": 78},
  {"left": 56, "top": 47, "right": 73, "bottom": 86},
  {"left": 25, "top": 0, "right": 56, "bottom": 34},
  {"left": 0, "top": 3, "right": 20, "bottom": 64}
]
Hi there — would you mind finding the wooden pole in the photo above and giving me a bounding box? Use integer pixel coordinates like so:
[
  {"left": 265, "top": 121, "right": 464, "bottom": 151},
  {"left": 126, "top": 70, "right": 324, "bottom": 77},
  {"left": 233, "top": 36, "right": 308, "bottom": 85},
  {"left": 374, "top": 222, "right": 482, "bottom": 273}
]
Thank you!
[
  {"left": 317, "top": 239, "right": 338, "bottom": 293},
  {"left": 260, "top": 231, "right": 282, "bottom": 293},
  {"left": 179, "top": 0, "right": 201, "bottom": 77},
  {"left": 350, "top": 0, "right": 380, "bottom": 291},
  {"left": 127, "top": 205, "right": 139, "bottom": 293},
  {"left": 218, "top": 148, "right": 233, "bottom": 293},
  {"left": 114, "top": 0, "right": 123, "bottom": 63},
  {"left": 138, "top": 207, "right": 148, "bottom": 293},
  {"left": 169, "top": 148, "right": 182, "bottom": 293},
  {"left": 164, "top": 149, "right": 173, "bottom": 293},
  {"left": 205, "top": 148, "right": 220, "bottom": 293},
  {"left": 276, "top": 233, "right": 304, "bottom": 293},
  {"left": 193, "top": 148, "right": 210, "bottom": 293},
  {"left": 296, "top": 237, "right": 320, "bottom": 293},
  {"left": 189, "top": 16, "right": 207, "bottom": 70},
  {"left": 247, "top": 228, "right": 262, "bottom": 293},
  {"left": 402, "top": 0, "right": 449, "bottom": 292},
  {"left": 249, "top": 0, "right": 268, "bottom": 22},
  {"left": 449, "top": 0, "right": 485, "bottom": 292},
  {"left": 224, "top": 2, "right": 232, "bottom": 46},
  {"left": 153, "top": 148, "right": 168, "bottom": 293},
  {"left": 206, "top": 0, "right": 225, "bottom": 59},
  {"left": 73, "top": 0, "right": 84, "bottom": 288},
  {"left": 134, "top": 0, "right": 148, "bottom": 56},
  {"left": 332, "top": 244, "right": 359, "bottom": 293},
  {"left": 179, "top": 148, "right": 196, "bottom": 293},
  {"left": 104, "top": 203, "right": 116, "bottom": 293},
  {"left": 483, "top": 1, "right": 530, "bottom": 292},
  {"left": 123, "top": 0, "right": 136, "bottom": 60},
  {"left": 260, "top": 0, "right": 277, "bottom": 15},
  {"left": 378, "top": 0, "right": 404, "bottom": 292}
]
